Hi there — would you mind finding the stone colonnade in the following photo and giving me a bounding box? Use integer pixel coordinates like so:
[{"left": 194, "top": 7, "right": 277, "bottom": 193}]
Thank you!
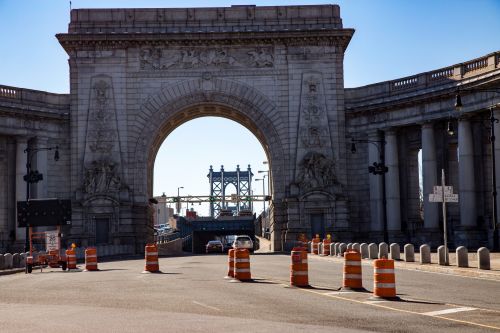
[{"left": 367, "top": 112, "right": 500, "bottom": 247}]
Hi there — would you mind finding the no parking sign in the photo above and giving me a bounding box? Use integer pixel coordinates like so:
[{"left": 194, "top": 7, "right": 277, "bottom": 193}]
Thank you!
[{"left": 46, "top": 231, "right": 60, "bottom": 251}]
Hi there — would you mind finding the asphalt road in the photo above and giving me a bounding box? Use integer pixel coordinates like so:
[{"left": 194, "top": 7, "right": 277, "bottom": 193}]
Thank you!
[{"left": 0, "top": 253, "right": 498, "bottom": 332}]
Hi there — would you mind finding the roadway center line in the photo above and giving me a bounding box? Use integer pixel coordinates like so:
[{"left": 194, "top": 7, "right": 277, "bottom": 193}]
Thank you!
[
  {"left": 422, "top": 307, "right": 477, "bottom": 316},
  {"left": 192, "top": 301, "right": 221, "bottom": 312}
]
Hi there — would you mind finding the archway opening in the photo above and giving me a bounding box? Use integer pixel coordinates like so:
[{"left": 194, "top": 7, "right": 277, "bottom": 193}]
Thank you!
[{"left": 152, "top": 115, "right": 270, "bottom": 252}]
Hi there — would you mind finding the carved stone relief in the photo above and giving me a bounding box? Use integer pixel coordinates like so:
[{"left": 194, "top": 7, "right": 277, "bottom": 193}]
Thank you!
[
  {"left": 83, "top": 159, "right": 122, "bottom": 195},
  {"left": 296, "top": 151, "right": 337, "bottom": 191},
  {"left": 294, "top": 72, "right": 336, "bottom": 193},
  {"left": 83, "top": 76, "right": 125, "bottom": 197},
  {"left": 139, "top": 47, "right": 274, "bottom": 70}
]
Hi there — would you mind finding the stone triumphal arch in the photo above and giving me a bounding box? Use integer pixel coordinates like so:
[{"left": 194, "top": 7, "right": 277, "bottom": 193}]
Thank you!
[{"left": 1, "top": 5, "right": 499, "bottom": 253}]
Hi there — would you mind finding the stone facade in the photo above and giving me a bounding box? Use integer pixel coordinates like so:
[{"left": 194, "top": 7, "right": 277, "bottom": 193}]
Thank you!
[{"left": 0, "top": 5, "right": 499, "bottom": 253}]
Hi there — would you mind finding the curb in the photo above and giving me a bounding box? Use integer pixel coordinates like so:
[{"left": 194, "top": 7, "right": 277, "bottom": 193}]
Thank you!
[{"left": 0, "top": 268, "right": 25, "bottom": 276}]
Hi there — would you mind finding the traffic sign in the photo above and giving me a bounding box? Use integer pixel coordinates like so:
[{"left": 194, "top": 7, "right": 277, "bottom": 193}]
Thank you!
[{"left": 433, "top": 186, "right": 453, "bottom": 195}]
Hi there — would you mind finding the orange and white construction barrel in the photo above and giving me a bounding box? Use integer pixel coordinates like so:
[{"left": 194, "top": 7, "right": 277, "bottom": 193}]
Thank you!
[
  {"left": 233, "top": 248, "right": 251, "bottom": 281},
  {"left": 290, "top": 247, "right": 308, "bottom": 287},
  {"left": 343, "top": 250, "right": 363, "bottom": 290},
  {"left": 66, "top": 249, "right": 77, "bottom": 270},
  {"left": 226, "top": 248, "right": 235, "bottom": 278},
  {"left": 143, "top": 243, "right": 160, "bottom": 273},
  {"left": 322, "top": 238, "right": 332, "bottom": 256},
  {"left": 312, "top": 235, "right": 320, "bottom": 255},
  {"left": 373, "top": 258, "right": 397, "bottom": 298},
  {"left": 85, "top": 247, "right": 98, "bottom": 271}
]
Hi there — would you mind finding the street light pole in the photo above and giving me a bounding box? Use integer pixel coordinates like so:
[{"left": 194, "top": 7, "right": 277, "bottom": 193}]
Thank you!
[
  {"left": 177, "top": 186, "right": 184, "bottom": 215},
  {"left": 23, "top": 145, "right": 60, "bottom": 254},
  {"left": 351, "top": 137, "right": 389, "bottom": 243}
]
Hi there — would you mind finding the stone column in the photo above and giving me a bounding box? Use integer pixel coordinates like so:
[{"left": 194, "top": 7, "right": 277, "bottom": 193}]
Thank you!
[
  {"left": 34, "top": 137, "right": 48, "bottom": 199},
  {"left": 15, "top": 138, "right": 28, "bottom": 241},
  {"left": 385, "top": 130, "right": 401, "bottom": 232},
  {"left": 421, "top": 123, "right": 439, "bottom": 229},
  {"left": 368, "top": 132, "right": 383, "bottom": 232},
  {"left": 458, "top": 118, "right": 476, "bottom": 226}
]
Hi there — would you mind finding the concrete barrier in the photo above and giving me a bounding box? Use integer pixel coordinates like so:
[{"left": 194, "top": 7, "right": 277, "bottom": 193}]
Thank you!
[
  {"left": 307, "top": 241, "right": 312, "bottom": 253},
  {"left": 352, "top": 243, "right": 360, "bottom": 253},
  {"left": 456, "top": 246, "right": 468, "bottom": 268},
  {"left": 319, "top": 242, "right": 323, "bottom": 255},
  {"left": 404, "top": 244, "right": 415, "bottom": 262},
  {"left": 420, "top": 244, "right": 431, "bottom": 264},
  {"left": 347, "top": 243, "right": 353, "bottom": 251},
  {"left": 330, "top": 243, "right": 335, "bottom": 256},
  {"left": 0, "top": 254, "right": 4, "bottom": 270},
  {"left": 368, "top": 243, "right": 378, "bottom": 259},
  {"left": 4, "top": 253, "right": 13, "bottom": 269},
  {"left": 339, "top": 243, "right": 347, "bottom": 257},
  {"left": 389, "top": 243, "right": 400, "bottom": 260},
  {"left": 12, "top": 253, "right": 20, "bottom": 268},
  {"left": 158, "top": 238, "right": 183, "bottom": 256},
  {"left": 437, "top": 245, "right": 449, "bottom": 265},
  {"left": 477, "top": 247, "right": 490, "bottom": 270},
  {"left": 360, "top": 243, "right": 369, "bottom": 259},
  {"left": 378, "top": 242, "right": 388, "bottom": 259}
]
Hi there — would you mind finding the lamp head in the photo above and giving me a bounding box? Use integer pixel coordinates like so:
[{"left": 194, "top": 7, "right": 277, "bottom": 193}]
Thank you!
[{"left": 447, "top": 121, "right": 455, "bottom": 136}]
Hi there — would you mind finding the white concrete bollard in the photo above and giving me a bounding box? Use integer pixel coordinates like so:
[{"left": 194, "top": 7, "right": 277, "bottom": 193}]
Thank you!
[
  {"left": 437, "top": 245, "right": 449, "bottom": 265},
  {"left": 352, "top": 243, "right": 361, "bottom": 253},
  {"left": 420, "top": 244, "right": 431, "bottom": 264},
  {"left": 339, "top": 243, "right": 347, "bottom": 257},
  {"left": 347, "top": 243, "right": 353, "bottom": 251},
  {"left": 12, "top": 253, "right": 20, "bottom": 268},
  {"left": 334, "top": 242, "right": 341, "bottom": 256},
  {"left": 368, "top": 243, "right": 378, "bottom": 259},
  {"left": 20, "top": 253, "right": 26, "bottom": 268},
  {"left": 319, "top": 242, "right": 323, "bottom": 255},
  {"left": 330, "top": 243, "right": 335, "bottom": 256},
  {"left": 307, "top": 241, "right": 312, "bottom": 253},
  {"left": 4, "top": 253, "right": 13, "bottom": 269},
  {"left": 389, "top": 243, "right": 400, "bottom": 260},
  {"left": 360, "top": 243, "right": 369, "bottom": 259},
  {"left": 456, "top": 246, "right": 468, "bottom": 268},
  {"left": 404, "top": 244, "right": 415, "bottom": 262},
  {"left": 477, "top": 247, "right": 490, "bottom": 270},
  {"left": 378, "top": 242, "right": 388, "bottom": 259}
]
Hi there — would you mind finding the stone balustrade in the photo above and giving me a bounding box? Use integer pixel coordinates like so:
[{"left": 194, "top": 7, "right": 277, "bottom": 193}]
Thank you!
[{"left": 345, "top": 51, "right": 500, "bottom": 108}]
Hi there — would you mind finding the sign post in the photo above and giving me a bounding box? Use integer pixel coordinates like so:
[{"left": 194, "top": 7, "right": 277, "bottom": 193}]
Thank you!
[{"left": 428, "top": 169, "right": 459, "bottom": 266}]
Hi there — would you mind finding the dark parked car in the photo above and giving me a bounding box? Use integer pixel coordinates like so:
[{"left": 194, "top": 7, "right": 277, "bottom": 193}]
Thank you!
[{"left": 206, "top": 240, "right": 224, "bottom": 253}]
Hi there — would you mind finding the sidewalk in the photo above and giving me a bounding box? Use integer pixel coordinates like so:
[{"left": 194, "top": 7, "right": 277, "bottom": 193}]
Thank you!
[{"left": 313, "top": 251, "right": 500, "bottom": 281}]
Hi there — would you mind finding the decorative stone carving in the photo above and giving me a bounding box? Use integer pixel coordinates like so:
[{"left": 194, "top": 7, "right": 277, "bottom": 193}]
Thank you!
[
  {"left": 83, "top": 159, "right": 122, "bottom": 195},
  {"left": 139, "top": 47, "right": 273, "bottom": 70},
  {"left": 83, "top": 75, "right": 125, "bottom": 197},
  {"left": 296, "top": 151, "right": 336, "bottom": 191}
]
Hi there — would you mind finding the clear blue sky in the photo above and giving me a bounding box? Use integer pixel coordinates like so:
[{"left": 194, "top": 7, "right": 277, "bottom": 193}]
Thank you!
[{"left": 1, "top": 0, "right": 499, "bottom": 216}]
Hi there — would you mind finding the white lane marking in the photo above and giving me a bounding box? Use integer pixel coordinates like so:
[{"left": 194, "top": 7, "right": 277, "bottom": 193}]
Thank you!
[
  {"left": 192, "top": 301, "right": 221, "bottom": 312},
  {"left": 422, "top": 307, "right": 477, "bottom": 316}
]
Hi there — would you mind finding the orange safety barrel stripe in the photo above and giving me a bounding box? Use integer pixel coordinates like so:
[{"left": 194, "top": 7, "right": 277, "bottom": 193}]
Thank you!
[
  {"left": 322, "top": 239, "right": 332, "bottom": 255},
  {"left": 373, "top": 258, "right": 396, "bottom": 298}
]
